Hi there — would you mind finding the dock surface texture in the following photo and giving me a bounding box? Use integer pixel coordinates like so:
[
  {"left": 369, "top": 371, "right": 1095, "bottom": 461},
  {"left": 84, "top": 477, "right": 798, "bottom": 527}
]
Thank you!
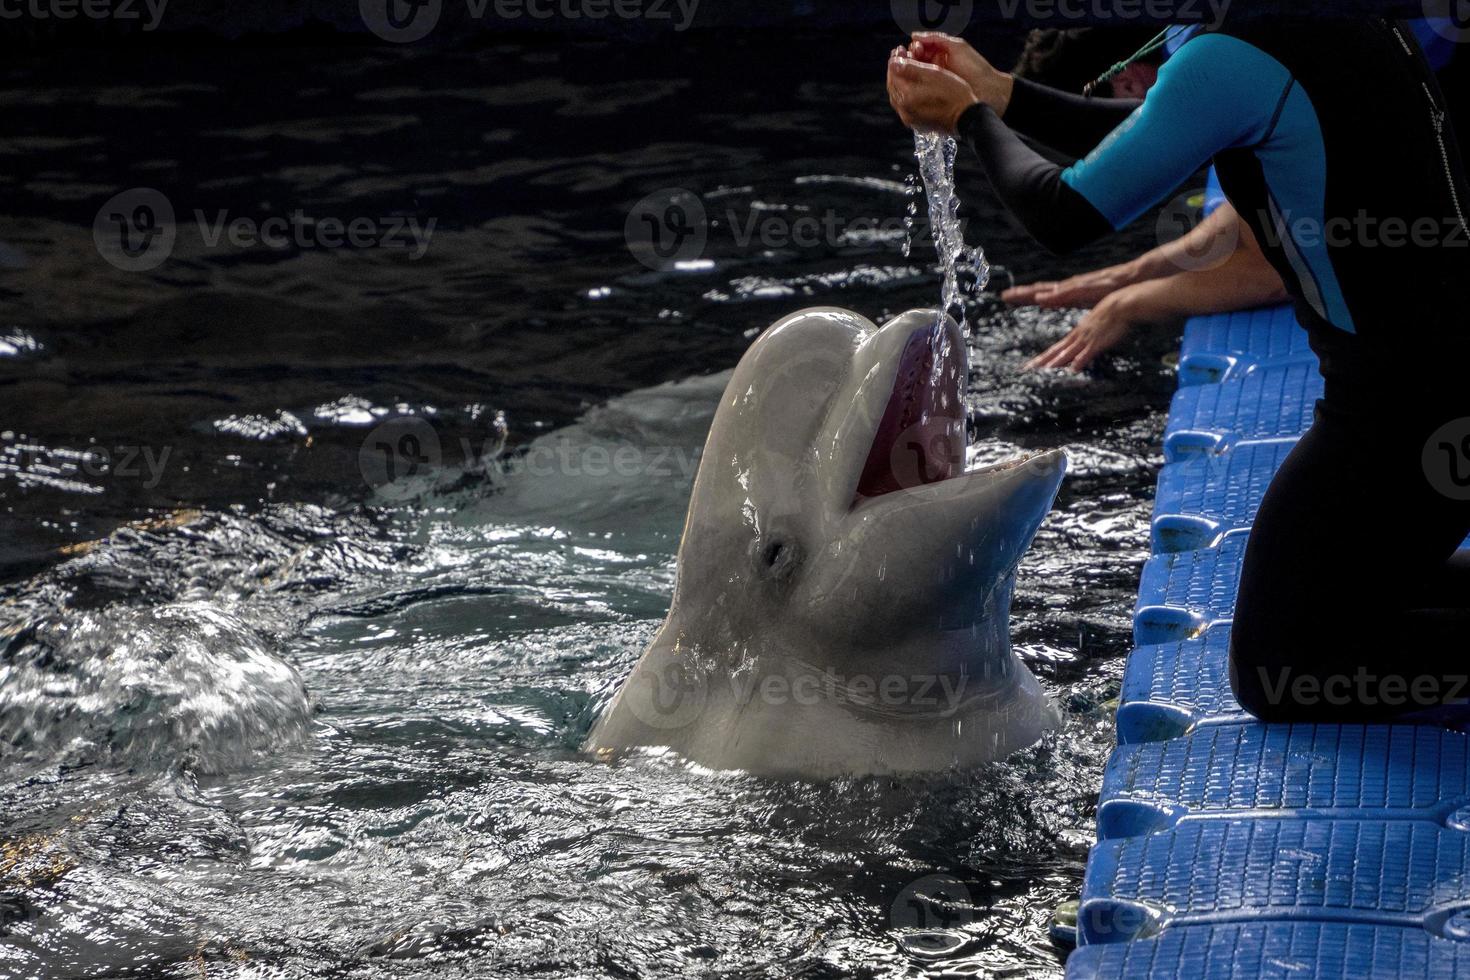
[{"left": 1066, "top": 305, "right": 1470, "bottom": 979}]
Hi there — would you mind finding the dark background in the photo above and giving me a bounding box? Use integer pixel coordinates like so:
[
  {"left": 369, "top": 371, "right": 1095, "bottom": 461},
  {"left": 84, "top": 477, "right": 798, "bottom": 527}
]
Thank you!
[{"left": 0, "top": 0, "right": 1440, "bottom": 580}]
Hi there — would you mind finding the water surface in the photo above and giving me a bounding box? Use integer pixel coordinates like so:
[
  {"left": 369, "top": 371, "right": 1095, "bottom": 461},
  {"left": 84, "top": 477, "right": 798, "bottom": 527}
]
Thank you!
[{"left": 0, "top": 28, "right": 1181, "bottom": 977}]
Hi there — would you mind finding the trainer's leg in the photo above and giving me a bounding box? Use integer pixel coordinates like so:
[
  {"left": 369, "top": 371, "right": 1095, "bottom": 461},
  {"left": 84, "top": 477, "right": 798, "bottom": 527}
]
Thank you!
[
  {"left": 1228, "top": 415, "right": 1371, "bottom": 720},
  {"left": 1229, "top": 406, "right": 1470, "bottom": 721}
]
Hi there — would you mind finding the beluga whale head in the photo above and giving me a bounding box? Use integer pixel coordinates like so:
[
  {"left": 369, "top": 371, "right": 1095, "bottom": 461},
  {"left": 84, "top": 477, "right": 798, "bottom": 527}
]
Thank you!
[{"left": 585, "top": 307, "right": 1066, "bottom": 777}]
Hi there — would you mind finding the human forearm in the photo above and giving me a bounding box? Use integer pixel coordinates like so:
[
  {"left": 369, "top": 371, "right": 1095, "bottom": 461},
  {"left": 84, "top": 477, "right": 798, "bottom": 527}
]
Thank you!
[
  {"left": 1132, "top": 203, "right": 1247, "bottom": 281},
  {"left": 956, "top": 103, "right": 1113, "bottom": 256},
  {"left": 1001, "top": 76, "right": 1142, "bottom": 158},
  {"left": 1025, "top": 249, "right": 1287, "bottom": 372},
  {"left": 1114, "top": 246, "right": 1290, "bottom": 324}
]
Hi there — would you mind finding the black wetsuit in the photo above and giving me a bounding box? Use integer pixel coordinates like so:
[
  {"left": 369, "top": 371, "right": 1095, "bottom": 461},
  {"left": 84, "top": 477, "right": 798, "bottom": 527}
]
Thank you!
[{"left": 959, "top": 19, "right": 1470, "bottom": 721}]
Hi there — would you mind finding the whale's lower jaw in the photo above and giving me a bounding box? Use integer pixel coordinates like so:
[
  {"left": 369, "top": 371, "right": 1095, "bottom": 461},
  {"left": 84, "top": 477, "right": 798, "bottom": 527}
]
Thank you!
[{"left": 583, "top": 647, "right": 1059, "bottom": 779}]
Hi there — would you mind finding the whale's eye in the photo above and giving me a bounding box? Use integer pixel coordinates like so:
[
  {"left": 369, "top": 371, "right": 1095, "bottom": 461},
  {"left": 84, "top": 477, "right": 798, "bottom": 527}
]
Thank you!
[{"left": 752, "top": 535, "right": 801, "bottom": 582}]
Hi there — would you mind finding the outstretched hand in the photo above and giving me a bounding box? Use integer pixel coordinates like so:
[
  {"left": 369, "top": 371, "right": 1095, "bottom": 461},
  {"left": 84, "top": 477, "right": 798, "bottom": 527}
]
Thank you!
[
  {"left": 1024, "top": 290, "right": 1140, "bottom": 372},
  {"left": 1002, "top": 262, "right": 1142, "bottom": 309}
]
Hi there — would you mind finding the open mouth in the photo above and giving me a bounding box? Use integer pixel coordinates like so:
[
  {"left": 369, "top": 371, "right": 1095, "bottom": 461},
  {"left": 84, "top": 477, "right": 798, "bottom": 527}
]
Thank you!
[
  {"left": 853, "top": 320, "right": 966, "bottom": 502},
  {"left": 852, "top": 319, "right": 1048, "bottom": 504}
]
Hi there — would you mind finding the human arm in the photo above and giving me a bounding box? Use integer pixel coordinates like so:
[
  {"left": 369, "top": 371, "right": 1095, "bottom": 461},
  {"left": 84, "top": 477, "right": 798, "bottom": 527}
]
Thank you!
[
  {"left": 904, "top": 32, "right": 1141, "bottom": 156},
  {"left": 890, "top": 34, "right": 1292, "bottom": 256},
  {"left": 1005, "top": 202, "right": 1260, "bottom": 307},
  {"left": 1026, "top": 237, "right": 1291, "bottom": 371}
]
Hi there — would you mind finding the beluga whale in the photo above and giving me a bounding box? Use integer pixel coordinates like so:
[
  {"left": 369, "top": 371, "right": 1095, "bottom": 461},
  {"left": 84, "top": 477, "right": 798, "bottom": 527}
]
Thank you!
[{"left": 585, "top": 307, "right": 1066, "bottom": 777}]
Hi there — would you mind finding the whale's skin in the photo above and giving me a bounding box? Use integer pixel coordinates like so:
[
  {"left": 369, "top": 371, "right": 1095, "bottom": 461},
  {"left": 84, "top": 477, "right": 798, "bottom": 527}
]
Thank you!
[{"left": 585, "top": 307, "right": 1066, "bottom": 777}]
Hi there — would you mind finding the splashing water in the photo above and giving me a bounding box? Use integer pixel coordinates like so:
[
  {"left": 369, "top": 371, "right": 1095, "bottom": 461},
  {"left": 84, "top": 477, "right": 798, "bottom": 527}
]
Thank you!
[
  {"left": 907, "top": 132, "right": 990, "bottom": 334},
  {"left": 0, "top": 602, "right": 311, "bottom": 774},
  {"left": 905, "top": 132, "right": 991, "bottom": 462}
]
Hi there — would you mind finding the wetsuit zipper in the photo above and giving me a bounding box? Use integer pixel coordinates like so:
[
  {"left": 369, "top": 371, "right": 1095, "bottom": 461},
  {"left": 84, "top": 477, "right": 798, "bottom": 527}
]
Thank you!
[{"left": 1390, "top": 21, "right": 1469, "bottom": 238}]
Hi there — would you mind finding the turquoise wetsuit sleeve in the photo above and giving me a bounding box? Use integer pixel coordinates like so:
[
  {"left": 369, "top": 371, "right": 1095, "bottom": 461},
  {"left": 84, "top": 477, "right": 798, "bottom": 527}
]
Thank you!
[{"left": 1060, "top": 33, "right": 1294, "bottom": 230}]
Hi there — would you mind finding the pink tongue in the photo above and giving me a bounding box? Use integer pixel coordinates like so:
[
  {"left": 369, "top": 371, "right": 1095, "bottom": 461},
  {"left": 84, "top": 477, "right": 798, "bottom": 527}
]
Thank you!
[{"left": 853, "top": 324, "right": 965, "bottom": 501}]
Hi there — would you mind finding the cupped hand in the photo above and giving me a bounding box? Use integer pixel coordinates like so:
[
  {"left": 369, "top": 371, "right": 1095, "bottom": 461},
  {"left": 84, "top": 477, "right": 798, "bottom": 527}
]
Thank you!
[
  {"left": 907, "top": 34, "right": 987, "bottom": 88},
  {"left": 906, "top": 33, "right": 1013, "bottom": 117},
  {"left": 886, "top": 55, "right": 979, "bottom": 136}
]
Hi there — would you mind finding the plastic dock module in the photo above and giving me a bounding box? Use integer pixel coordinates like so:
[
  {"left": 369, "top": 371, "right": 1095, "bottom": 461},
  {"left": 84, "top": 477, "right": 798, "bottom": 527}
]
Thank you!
[
  {"left": 1078, "top": 819, "right": 1470, "bottom": 945},
  {"left": 1151, "top": 439, "right": 1298, "bottom": 553},
  {"left": 1134, "top": 536, "right": 1247, "bottom": 644},
  {"left": 1067, "top": 922, "right": 1470, "bottom": 980},
  {"left": 1114, "top": 630, "right": 1244, "bottom": 743},
  {"left": 1163, "top": 360, "right": 1323, "bottom": 462},
  {"left": 1177, "top": 306, "right": 1316, "bottom": 387},
  {"left": 1069, "top": 302, "right": 1470, "bottom": 979},
  {"left": 1097, "top": 725, "right": 1470, "bottom": 838}
]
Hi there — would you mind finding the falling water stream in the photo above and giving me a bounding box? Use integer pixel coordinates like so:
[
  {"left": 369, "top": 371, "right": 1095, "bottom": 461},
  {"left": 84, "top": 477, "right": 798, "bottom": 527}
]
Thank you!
[
  {"left": 907, "top": 131, "right": 994, "bottom": 461},
  {"left": 908, "top": 132, "right": 990, "bottom": 335}
]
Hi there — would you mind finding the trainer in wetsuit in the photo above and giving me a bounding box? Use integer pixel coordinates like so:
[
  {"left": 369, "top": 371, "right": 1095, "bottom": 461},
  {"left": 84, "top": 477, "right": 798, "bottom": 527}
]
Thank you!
[{"left": 887, "top": 19, "right": 1470, "bottom": 723}]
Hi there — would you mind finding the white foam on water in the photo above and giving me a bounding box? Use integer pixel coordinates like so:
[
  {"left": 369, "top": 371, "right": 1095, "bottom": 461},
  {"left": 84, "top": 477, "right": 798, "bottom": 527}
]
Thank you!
[{"left": 0, "top": 602, "right": 311, "bottom": 773}]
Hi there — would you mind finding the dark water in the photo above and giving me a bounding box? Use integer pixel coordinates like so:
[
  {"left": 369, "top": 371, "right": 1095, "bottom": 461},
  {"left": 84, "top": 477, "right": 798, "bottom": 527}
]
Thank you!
[{"left": 0, "top": 29, "right": 1182, "bottom": 978}]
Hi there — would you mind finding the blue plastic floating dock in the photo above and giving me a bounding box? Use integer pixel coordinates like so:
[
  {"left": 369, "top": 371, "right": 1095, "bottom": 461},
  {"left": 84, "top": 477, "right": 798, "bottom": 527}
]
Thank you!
[
  {"left": 1098, "top": 725, "right": 1470, "bottom": 837},
  {"left": 1068, "top": 302, "right": 1470, "bottom": 978},
  {"left": 1135, "top": 536, "right": 1247, "bottom": 644},
  {"left": 1068, "top": 922, "right": 1470, "bottom": 980},
  {"left": 1176, "top": 306, "right": 1316, "bottom": 386},
  {"left": 1152, "top": 439, "right": 1298, "bottom": 553},
  {"left": 1164, "top": 360, "right": 1322, "bottom": 462}
]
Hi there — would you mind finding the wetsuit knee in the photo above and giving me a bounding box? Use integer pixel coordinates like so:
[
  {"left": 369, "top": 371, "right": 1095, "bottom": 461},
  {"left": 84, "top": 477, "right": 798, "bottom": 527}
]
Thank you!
[{"left": 1227, "top": 633, "right": 1300, "bottom": 722}]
